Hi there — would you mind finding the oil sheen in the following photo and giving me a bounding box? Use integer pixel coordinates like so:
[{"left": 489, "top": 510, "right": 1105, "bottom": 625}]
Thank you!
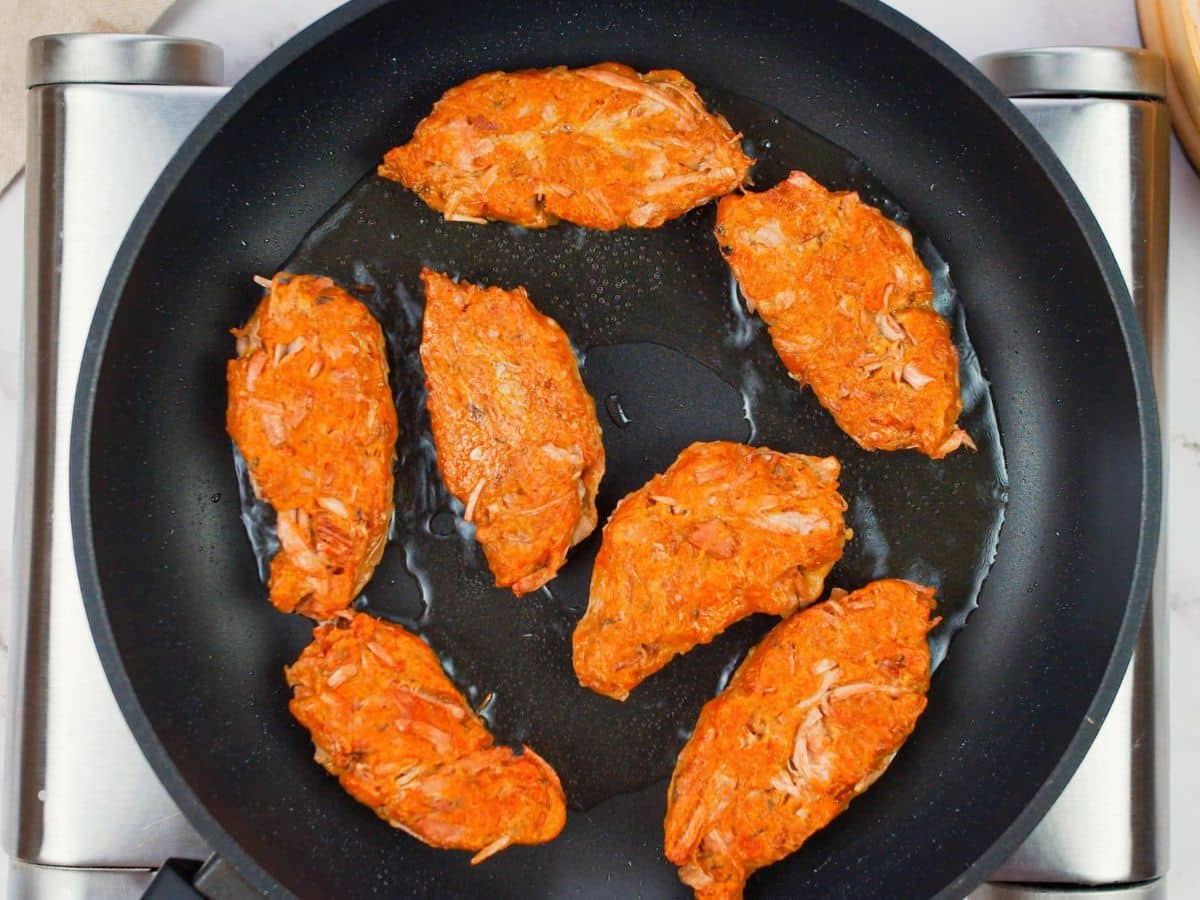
[{"left": 236, "top": 89, "right": 1007, "bottom": 810}]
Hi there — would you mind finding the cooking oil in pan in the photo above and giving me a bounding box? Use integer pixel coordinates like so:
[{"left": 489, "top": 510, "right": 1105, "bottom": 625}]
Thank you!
[
  {"left": 232, "top": 445, "right": 277, "bottom": 584},
  {"left": 236, "top": 88, "right": 1006, "bottom": 810}
]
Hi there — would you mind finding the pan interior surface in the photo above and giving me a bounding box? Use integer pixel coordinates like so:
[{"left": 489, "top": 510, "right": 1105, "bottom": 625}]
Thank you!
[
  {"left": 253, "top": 87, "right": 1007, "bottom": 813},
  {"left": 75, "top": 1, "right": 1155, "bottom": 898}
]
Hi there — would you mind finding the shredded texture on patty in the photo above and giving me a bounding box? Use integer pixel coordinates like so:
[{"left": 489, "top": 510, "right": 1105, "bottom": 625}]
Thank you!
[
  {"left": 717, "top": 172, "right": 973, "bottom": 457},
  {"left": 573, "top": 441, "right": 850, "bottom": 700},
  {"left": 665, "top": 579, "right": 936, "bottom": 899},
  {"left": 287, "top": 613, "right": 567, "bottom": 863},
  {"left": 381, "top": 62, "right": 753, "bottom": 229},
  {"left": 420, "top": 269, "right": 605, "bottom": 595},
  {"left": 227, "top": 273, "right": 397, "bottom": 619}
]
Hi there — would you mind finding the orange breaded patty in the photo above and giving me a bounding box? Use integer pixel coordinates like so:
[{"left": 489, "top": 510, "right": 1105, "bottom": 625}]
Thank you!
[
  {"left": 716, "top": 172, "right": 973, "bottom": 458},
  {"left": 380, "top": 63, "right": 752, "bottom": 230},
  {"left": 286, "top": 613, "right": 567, "bottom": 863},
  {"left": 573, "top": 442, "right": 849, "bottom": 700},
  {"left": 420, "top": 270, "right": 605, "bottom": 595},
  {"left": 227, "top": 273, "right": 397, "bottom": 619},
  {"left": 665, "top": 580, "right": 935, "bottom": 900}
]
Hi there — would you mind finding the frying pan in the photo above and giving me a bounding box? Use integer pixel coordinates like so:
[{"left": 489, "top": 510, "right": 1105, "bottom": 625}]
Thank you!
[{"left": 70, "top": 0, "right": 1160, "bottom": 897}]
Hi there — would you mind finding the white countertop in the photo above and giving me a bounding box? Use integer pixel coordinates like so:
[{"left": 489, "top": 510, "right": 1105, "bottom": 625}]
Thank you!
[{"left": 1, "top": 0, "right": 1196, "bottom": 895}]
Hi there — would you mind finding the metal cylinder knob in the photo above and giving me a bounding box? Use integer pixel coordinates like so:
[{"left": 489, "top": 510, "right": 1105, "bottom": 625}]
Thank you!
[
  {"left": 976, "top": 46, "right": 1167, "bottom": 100},
  {"left": 27, "top": 33, "right": 223, "bottom": 88}
]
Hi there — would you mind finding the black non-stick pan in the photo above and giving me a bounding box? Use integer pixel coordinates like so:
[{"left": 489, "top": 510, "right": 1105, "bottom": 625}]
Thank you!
[{"left": 71, "top": 1, "right": 1160, "bottom": 897}]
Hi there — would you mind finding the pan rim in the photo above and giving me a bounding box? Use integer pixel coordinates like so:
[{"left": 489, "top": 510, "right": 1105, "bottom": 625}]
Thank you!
[{"left": 68, "top": 0, "right": 1162, "bottom": 897}]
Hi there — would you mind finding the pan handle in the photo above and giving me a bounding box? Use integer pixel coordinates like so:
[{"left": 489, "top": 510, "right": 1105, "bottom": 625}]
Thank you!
[
  {"left": 142, "top": 854, "right": 263, "bottom": 899},
  {"left": 141, "top": 860, "right": 203, "bottom": 899}
]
